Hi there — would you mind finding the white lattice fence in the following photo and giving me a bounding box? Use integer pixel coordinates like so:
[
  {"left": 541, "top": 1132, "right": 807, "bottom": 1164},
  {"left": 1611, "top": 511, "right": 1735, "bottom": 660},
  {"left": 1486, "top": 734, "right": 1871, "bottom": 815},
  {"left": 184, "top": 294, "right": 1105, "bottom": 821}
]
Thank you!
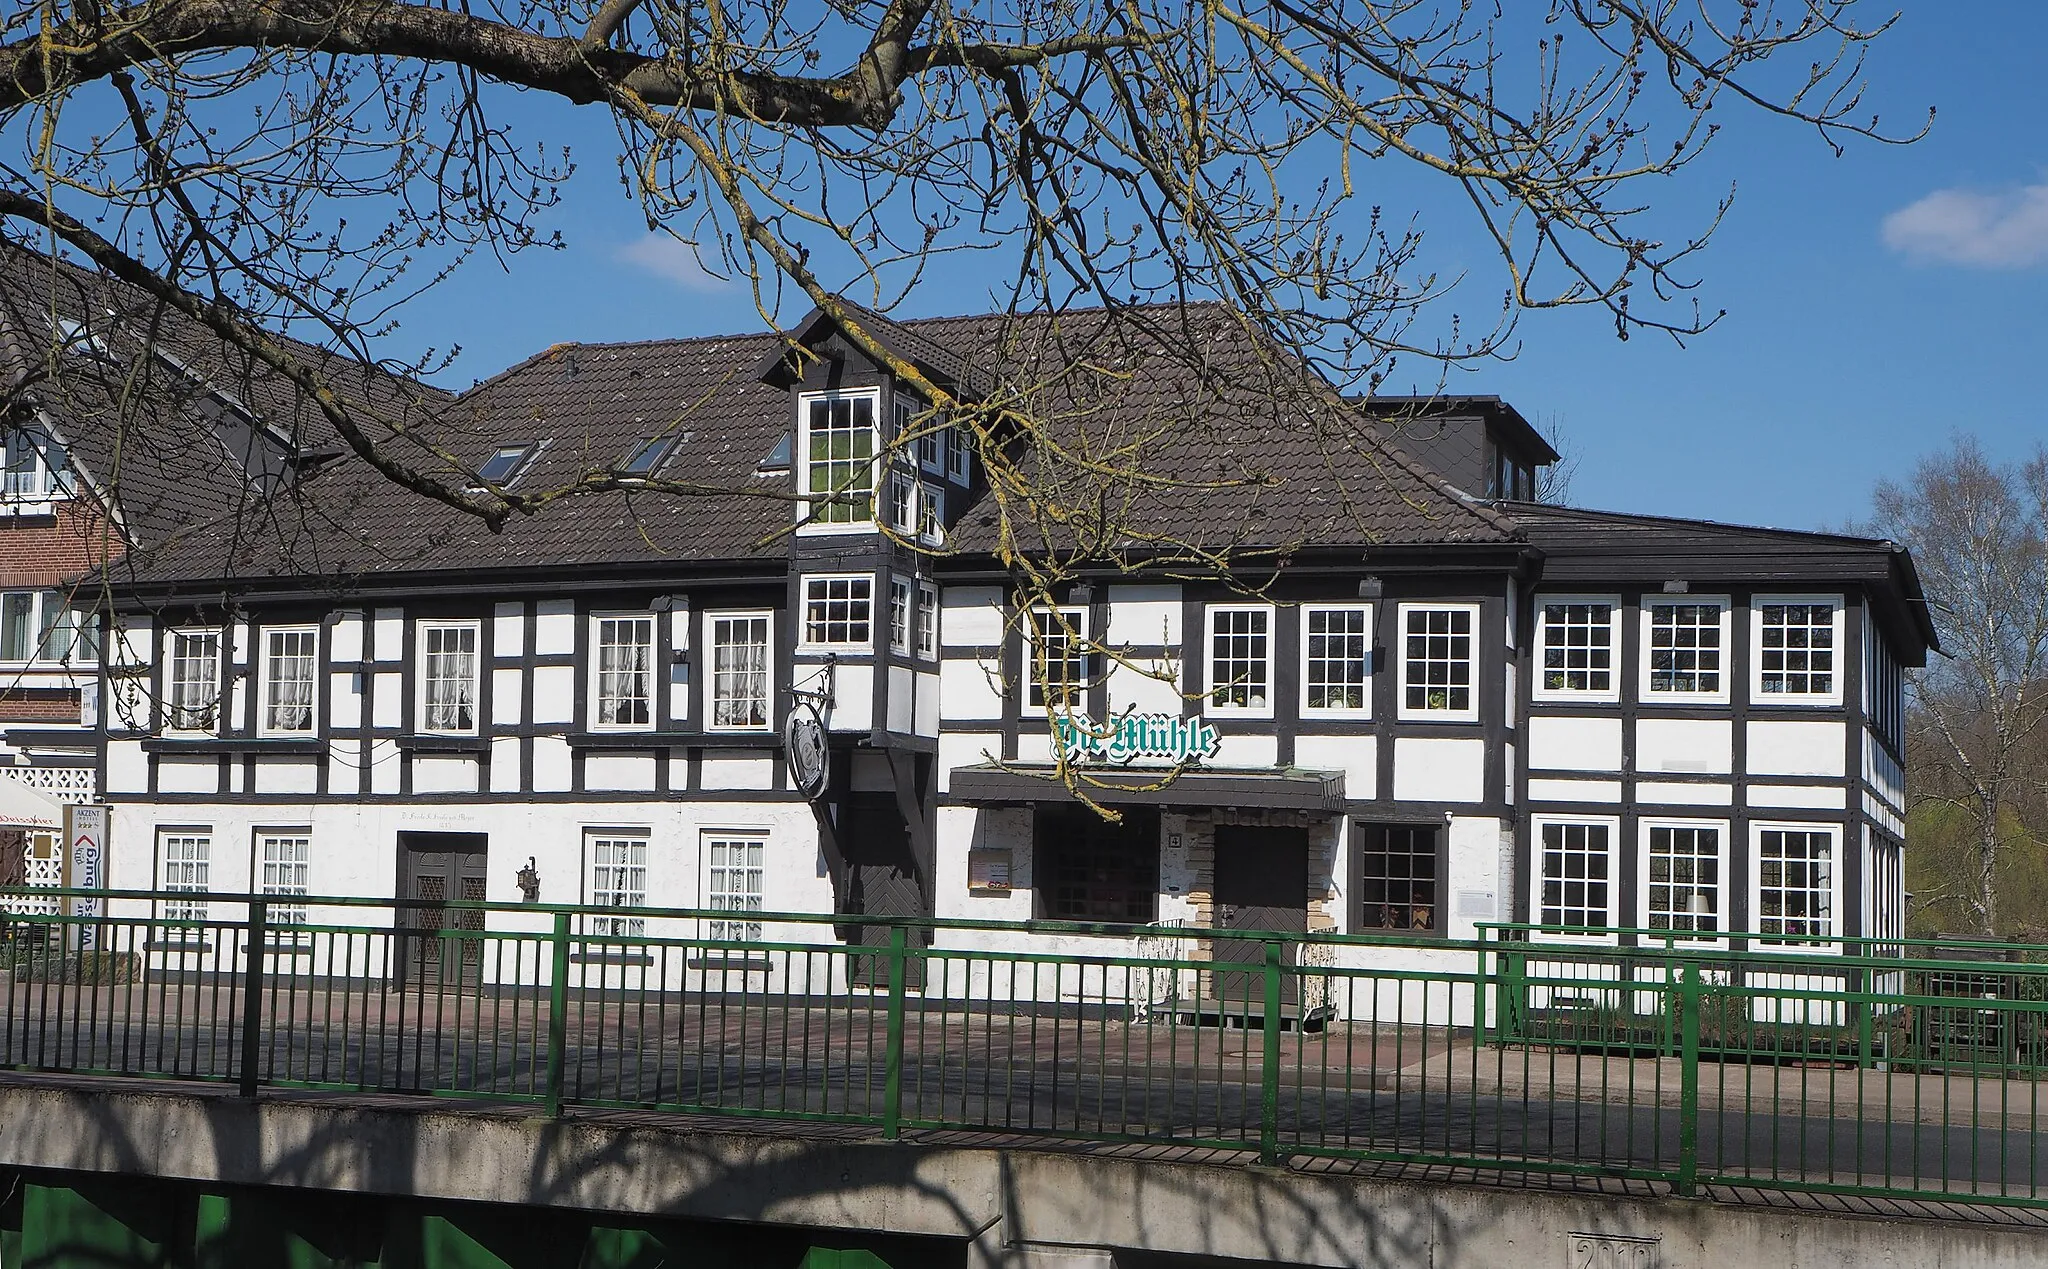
[{"left": 9, "top": 764, "right": 95, "bottom": 804}]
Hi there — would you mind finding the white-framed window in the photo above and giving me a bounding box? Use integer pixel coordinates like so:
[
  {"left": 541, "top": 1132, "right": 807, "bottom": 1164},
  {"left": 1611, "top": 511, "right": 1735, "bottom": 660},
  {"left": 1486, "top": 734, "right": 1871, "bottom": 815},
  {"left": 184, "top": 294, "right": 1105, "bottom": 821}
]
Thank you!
[
  {"left": 0, "top": 589, "right": 97, "bottom": 665},
  {"left": 255, "top": 830, "right": 310, "bottom": 925},
  {"left": 1640, "top": 820, "right": 1724, "bottom": 944},
  {"left": 887, "top": 471, "right": 917, "bottom": 534},
  {"left": 917, "top": 483, "right": 944, "bottom": 545},
  {"left": 799, "top": 389, "right": 879, "bottom": 528},
  {"left": 1754, "top": 823, "right": 1837, "bottom": 946},
  {"left": 802, "top": 575, "right": 874, "bottom": 649},
  {"left": 707, "top": 611, "right": 772, "bottom": 729},
  {"left": 1534, "top": 817, "right": 1617, "bottom": 939},
  {"left": 2, "top": 426, "right": 66, "bottom": 501},
  {"left": 586, "top": 831, "right": 649, "bottom": 938},
  {"left": 916, "top": 582, "right": 940, "bottom": 661},
  {"left": 417, "top": 621, "right": 480, "bottom": 734},
  {"left": 1534, "top": 597, "right": 1620, "bottom": 701},
  {"left": 905, "top": 397, "right": 945, "bottom": 473},
  {"left": 165, "top": 629, "right": 224, "bottom": 732},
  {"left": 1025, "top": 606, "right": 1087, "bottom": 710},
  {"left": 1206, "top": 604, "right": 1274, "bottom": 715},
  {"left": 704, "top": 832, "right": 765, "bottom": 942},
  {"left": 259, "top": 626, "right": 318, "bottom": 734},
  {"left": 1301, "top": 603, "right": 1371, "bottom": 716},
  {"left": 947, "top": 424, "right": 971, "bottom": 483},
  {"left": 888, "top": 577, "right": 913, "bottom": 653},
  {"left": 591, "top": 614, "right": 656, "bottom": 729},
  {"left": 157, "top": 829, "right": 211, "bottom": 923},
  {"left": 1642, "top": 599, "right": 1729, "bottom": 703},
  {"left": 1754, "top": 597, "right": 1843, "bottom": 704},
  {"left": 1398, "top": 603, "right": 1479, "bottom": 721}
]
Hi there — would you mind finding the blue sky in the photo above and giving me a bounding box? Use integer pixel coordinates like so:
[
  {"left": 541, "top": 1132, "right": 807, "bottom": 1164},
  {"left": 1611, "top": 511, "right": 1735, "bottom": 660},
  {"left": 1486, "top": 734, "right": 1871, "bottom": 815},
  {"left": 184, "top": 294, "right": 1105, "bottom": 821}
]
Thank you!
[{"left": 394, "top": 7, "right": 2044, "bottom": 534}]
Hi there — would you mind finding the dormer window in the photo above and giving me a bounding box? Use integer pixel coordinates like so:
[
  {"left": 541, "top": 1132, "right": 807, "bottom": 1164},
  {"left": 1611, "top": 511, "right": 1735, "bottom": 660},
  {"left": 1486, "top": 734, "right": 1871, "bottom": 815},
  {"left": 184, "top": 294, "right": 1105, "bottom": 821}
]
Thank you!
[
  {"left": 799, "top": 390, "right": 878, "bottom": 529},
  {"left": 617, "top": 436, "right": 673, "bottom": 478},
  {"left": 476, "top": 442, "right": 538, "bottom": 487},
  {"left": 1, "top": 427, "right": 66, "bottom": 501}
]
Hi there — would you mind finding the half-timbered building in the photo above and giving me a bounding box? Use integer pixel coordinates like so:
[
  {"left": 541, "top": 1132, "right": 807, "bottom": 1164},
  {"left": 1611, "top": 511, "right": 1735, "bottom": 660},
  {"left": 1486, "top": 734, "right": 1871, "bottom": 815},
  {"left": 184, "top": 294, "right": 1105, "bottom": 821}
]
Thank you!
[{"left": 77, "top": 296, "right": 1933, "bottom": 1011}]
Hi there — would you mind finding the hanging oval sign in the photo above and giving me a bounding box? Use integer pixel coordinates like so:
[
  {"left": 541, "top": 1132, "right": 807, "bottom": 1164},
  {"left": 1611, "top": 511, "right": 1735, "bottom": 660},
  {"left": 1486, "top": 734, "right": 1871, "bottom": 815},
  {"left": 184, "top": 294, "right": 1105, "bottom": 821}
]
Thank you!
[{"left": 784, "top": 704, "right": 830, "bottom": 801}]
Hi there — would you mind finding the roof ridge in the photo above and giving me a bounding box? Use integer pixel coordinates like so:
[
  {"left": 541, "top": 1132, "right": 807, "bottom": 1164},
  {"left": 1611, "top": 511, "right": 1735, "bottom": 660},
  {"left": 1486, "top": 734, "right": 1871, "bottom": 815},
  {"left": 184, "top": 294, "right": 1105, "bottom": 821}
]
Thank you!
[{"left": 1501, "top": 500, "right": 1892, "bottom": 547}]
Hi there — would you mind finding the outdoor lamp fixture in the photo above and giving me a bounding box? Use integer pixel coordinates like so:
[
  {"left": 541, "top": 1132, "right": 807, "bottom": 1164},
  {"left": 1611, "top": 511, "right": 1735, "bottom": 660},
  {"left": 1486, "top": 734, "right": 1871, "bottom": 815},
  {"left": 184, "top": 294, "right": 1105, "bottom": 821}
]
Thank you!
[
  {"left": 1358, "top": 576, "right": 1384, "bottom": 600},
  {"left": 516, "top": 856, "right": 541, "bottom": 904},
  {"left": 1662, "top": 579, "right": 1690, "bottom": 594},
  {"left": 1069, "top": 583, "right": 1095, "bottom": 605}
]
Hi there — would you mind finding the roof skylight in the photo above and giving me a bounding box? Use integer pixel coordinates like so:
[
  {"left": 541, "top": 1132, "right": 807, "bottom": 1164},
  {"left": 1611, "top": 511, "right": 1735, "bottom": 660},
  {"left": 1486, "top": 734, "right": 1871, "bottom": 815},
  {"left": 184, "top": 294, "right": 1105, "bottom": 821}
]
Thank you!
[
  {"left": 617, "top": 436, "right": 673, "bottom": 477},
  {"left": 476, "top": 442, "right": 537, "bottom": 486}
]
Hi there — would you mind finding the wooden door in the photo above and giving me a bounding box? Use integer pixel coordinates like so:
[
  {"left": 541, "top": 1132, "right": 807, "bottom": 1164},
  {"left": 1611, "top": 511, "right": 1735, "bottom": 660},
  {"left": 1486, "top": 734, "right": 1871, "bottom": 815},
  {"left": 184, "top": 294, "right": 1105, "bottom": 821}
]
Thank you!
[
  {"left": 397, "top": 832, "right": 489, "bottom": 990},
  {"left": 840, "top": 796, "right": 927, "bottom": 988},
  {"left": 1209, "top": 824, "right": 1308, "bottom": 1008}
]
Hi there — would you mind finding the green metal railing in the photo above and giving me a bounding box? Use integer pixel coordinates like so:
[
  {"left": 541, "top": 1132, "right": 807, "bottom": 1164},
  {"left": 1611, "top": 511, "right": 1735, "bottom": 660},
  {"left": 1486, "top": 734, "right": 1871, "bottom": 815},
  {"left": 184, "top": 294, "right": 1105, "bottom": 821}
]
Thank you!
[{"left": 4, "top": 888, "right": 2048, "bottom": 1213}]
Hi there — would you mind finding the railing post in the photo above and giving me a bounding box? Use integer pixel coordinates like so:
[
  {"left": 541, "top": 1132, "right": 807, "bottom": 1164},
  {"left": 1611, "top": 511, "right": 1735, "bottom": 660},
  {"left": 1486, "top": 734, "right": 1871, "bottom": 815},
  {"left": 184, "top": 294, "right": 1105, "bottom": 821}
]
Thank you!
[
  {"left": 545, "top": 910, "right": 571, "bottom": 1118},
  {"left": 1676, "top": 960, "right": 1702, "bottom": 1197},
  {"left": 882, "top": 923, "right": 909, "bottom": 1140},
  {"left": 239, "top": 899, "right": 266, "bottom": 1099},
  {"left": 1259, "top": 938, "right": 1283, "bottom": 1165}
]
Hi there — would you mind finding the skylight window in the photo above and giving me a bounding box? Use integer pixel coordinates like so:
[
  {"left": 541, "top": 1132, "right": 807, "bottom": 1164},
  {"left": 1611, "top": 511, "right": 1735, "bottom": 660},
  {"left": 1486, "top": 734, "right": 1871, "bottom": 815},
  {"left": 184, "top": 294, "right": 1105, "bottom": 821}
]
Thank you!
[
  {"left": 618, "top": 436, "right": 673, "bottom": 477},
  {"left": 476, "top": 443, "right": 537, "bottom": 486},
  {"left": 756, "top": 431, "right": 793, "bottom": 475}
]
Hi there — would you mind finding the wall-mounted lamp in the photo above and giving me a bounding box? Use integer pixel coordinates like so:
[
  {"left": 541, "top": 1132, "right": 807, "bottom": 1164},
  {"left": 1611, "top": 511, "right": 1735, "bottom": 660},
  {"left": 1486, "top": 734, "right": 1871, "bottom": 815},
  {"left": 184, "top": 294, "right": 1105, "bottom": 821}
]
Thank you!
[
  {"left": 1358, "top": 576, "right": 1384, "bottom": 601},
  {"left": 649, "top": 594, "right": 680, "bottom": 613},
  {"left": 1069, "top": 584, "right": 1095, "bottom": 605},
  {"left": 1662, "top": 579, "right": 1690, "bottom": 594},
  {"left": 516, "top": 856, "right": 541, "bottom": 903}
]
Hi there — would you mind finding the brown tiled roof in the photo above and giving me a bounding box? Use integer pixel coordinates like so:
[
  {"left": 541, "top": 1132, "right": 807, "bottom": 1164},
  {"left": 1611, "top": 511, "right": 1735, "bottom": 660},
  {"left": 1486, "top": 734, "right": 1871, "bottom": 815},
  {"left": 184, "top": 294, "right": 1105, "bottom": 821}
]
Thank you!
[
  {"left": 0, "top": 240, "right": 449, "bottom": 553},
  {"left": 112, "top": 301, "right": 1521, "bottom": 591}
]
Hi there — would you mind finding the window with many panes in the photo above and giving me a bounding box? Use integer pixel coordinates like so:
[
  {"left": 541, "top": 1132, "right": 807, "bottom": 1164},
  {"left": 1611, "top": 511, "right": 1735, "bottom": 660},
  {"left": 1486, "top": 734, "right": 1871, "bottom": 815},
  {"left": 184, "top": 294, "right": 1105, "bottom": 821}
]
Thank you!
[
  {"left": 1036, "top": 806, "right": 1158, "bottom": 922},
  {"left": 1756, "top": 600, "right": 1839, "bottom": 701},
  {"left": 704, "top": 833, "right": 765, "bottom": 942},
  {"left": 2, "top": 426, "right": 65, "bottom": 500},
  {"left": 1643, "top": 822, "right": 1721, "bottom": 939},
  {"left": 1399, "top": 604, "right": 1477, "bottom": 720},
  {"left": 1357, "top": 824, "right": 1438, "bottom": 932},
  {"left": 166, "top": 630, "right": 223, "bottom": 731},
  {"left": 592, "top": 615, "right": 655, "bottom": 728},
  {"left": 802, "top": 392, "right": 877, "bottom": 526},
  {"left": 1536, "top": 599, "right": 1618, "bottom": 698},
  {"left": 1756, "top": 826, "right": 1834, "bottom": 944},
  {"left": 256, "top": 831, "right": 310, "bottom": 925},
  {"left": 1026, "top": 607, "right": 1087, "bottom": 709},
  {"left": 906, "top": 398, "right": 945, "bottom": 473},
  {"left": 0, "top": 590, "right": 96, "bottom": 665},
  {"left": 418, "top": 622, "right": 479, "bottom": 733},
  {"left": 1537, "top": 820, "right": 1613, "bottom": 934},
  {"left": 888, "top": 472, "right": 916, "bottom": 534},
  {"left": 260, "top": 627, "right": 318, "bottom": 734},
  {"left": 889, "top": 577, "right": 912, "bottom": 653},
  {"left": 916, "top": 583, "right": 939, "bottom": 660},
  {"left": 917, "top": 483, "right": 944, "bottom": 545},
  {"left": 586, "top": 832, "right": 648, "bottom": 937},
  {"left": 1644, "top": 601, "right": 1725, "bottom": 699},
  {"left": 1302, "top": 604, "right": 1371, "bottom": 714},
  {"left": 802, "top": 575, "right": 873, "bottom": 648},
  {"left": 158, "top": 831, "right": 211, "bottom": 922},
  {"left": 1207, "top": 605, "right": 1273, "bottom": 713},
  {"left": 709, "top": 613, "right": 771, "bottom": 729}
]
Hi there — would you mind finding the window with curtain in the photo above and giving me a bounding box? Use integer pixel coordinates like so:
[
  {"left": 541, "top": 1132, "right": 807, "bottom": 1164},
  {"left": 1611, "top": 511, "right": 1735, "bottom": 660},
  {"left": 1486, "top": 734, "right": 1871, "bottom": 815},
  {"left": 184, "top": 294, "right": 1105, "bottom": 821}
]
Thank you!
[
  {"left": 257, "top": 831, "right": 310, "bottom": 924},
  {"left": 166, "top": 631, "right": 222, "bottom": 731},
  {"left": 705, "top": 834, "right": 765, "bottom": 942},
  {"left": 587, "top": 833, "right": 649, "bottom": 937},
  {"left": 593, "top": 615, "right": 655, "bottom": 728},
  {"left": 419, "top": 622, "right": 479, "bottom": 733},
  {"left": 710, "top": 614, "right": 771, "bottom": 729},
  {"left": 262, "top": 627, "right": 318, "bottom": 733},
  {"left": 158, "top": 831, "right": 211, "bottom": 922}
]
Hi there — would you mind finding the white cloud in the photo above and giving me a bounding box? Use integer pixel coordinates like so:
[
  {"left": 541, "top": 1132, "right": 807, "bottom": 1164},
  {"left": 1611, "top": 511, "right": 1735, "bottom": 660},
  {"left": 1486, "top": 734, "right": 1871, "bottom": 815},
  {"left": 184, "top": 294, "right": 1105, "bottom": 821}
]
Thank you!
[
  {"left": 1881, "top": 182, "right": 2048, "bottom": 269},
  {"left": 614, "top": 234, "right": 729, "bottom": 291}
]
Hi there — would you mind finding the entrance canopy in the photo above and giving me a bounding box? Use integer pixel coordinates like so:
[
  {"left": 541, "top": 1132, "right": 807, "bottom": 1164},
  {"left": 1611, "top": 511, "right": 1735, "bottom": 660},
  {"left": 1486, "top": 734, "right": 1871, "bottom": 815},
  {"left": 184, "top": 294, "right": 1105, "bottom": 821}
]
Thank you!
[
  {"left": 0, "top": 775, "right": 65, "bottom": 830},
  {"left": 949, "top": 763, "right": 1345, "bottom": 812}
]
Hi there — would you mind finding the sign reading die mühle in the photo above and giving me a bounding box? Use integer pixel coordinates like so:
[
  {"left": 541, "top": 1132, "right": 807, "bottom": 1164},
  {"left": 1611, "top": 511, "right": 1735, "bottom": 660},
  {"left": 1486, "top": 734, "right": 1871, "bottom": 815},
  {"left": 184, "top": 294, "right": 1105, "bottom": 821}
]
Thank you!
[{"left": 1053, "top": 712, "right": 1221, "bottom": 765}]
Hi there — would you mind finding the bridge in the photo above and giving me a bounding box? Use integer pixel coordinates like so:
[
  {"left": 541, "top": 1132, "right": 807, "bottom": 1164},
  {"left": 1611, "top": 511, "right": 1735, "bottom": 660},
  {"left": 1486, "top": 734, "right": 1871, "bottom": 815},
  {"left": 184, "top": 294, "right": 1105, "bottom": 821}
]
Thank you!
[{"left": 2, "top": 889, "right": 2046, "bottom": 1267}]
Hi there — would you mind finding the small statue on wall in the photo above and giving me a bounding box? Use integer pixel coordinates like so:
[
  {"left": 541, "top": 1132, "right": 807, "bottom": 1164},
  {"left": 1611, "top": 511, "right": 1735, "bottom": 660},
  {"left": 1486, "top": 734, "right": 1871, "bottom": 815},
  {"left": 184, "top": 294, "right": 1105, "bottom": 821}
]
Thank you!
[{"left": 516, "top": 856, "right": 541, "bottom": 904}]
